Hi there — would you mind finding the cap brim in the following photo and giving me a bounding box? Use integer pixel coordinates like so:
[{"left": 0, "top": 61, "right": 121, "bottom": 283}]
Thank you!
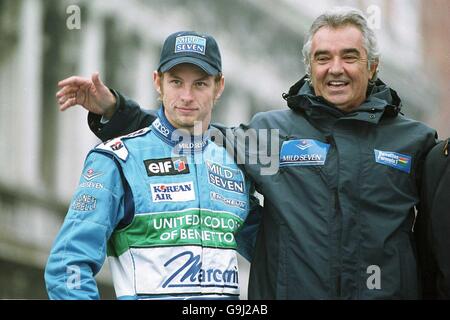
[{"left": 159, "top": 57, "right": 220, "bottom": 75}]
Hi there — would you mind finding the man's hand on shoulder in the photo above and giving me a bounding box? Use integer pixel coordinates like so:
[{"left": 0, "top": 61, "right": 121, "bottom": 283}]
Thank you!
[{"left": 56, "top": 72, "right": 117, "bottom": 120}]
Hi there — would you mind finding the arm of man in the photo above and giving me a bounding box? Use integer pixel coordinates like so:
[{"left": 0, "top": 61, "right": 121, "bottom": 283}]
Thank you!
[
  {"left": 235, "top": 184, "right": 262, "bottom": 262},
  {"left": 88, "top": 90, "right": 157, "bottom": 142},
  {"left": 416, "top": 138, "right": 450, "bottom": 299},
  {"left": 44, "top": 151, "right": 125, "bottom": 299}
]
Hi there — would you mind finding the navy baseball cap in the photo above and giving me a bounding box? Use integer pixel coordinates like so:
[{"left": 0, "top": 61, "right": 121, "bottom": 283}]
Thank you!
[{"left": 157, "top": 31, "right": 222, "bottom": 75}]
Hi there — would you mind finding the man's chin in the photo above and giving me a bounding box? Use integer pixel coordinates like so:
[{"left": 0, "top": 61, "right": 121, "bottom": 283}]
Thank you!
[
  {"left": 334, "top": 102, "right": 359, "bottom": 112},
  {"left": 173, "top": 120, "right": 199, "bottom": 132},
  {"left": 325, "top": 96, "right": 347, "bottom": 106},
  {"left": 325, "top": 98, "right": 353, "bottom": 111}
]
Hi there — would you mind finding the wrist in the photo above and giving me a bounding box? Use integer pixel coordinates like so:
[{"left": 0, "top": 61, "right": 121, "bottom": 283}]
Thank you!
[{"left": 102, "top": 92, "right": 118, "bottom": 120}]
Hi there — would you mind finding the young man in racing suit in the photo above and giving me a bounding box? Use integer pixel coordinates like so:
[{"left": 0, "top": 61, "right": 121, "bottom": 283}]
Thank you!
[{"left": 45, "top": 31, "right": 258, "bottom": 300}]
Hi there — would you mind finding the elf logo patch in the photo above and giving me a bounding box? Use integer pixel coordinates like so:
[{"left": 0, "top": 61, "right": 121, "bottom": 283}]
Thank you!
[{"left": 144, "top": 157, "right": 190, "bottom": 176}]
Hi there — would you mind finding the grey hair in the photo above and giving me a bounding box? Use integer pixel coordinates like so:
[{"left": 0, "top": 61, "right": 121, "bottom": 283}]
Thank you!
[{"left": 302, "top": 7, "right": 380, "bottom": 80}]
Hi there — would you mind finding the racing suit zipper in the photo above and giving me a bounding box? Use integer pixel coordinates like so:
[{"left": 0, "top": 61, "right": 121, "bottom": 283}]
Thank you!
[
  {"left": 192, "top": 152, "right": 206, "bottom": 290},
  {"left": 192, "top": 153, "right": 203, "bottom": 238},
  {"left": 192, "top": 155, "right": 201, "bottom": 205}
]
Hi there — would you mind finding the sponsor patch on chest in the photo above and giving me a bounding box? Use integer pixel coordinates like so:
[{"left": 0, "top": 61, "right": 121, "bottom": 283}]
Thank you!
[
  {"left": 280, "top": 139, "right": 330, "bottom": 166},
  {"left": 150, "top": 182, "right": 196, "bottom": 202},
  {"left": 144, "top": 157, "right": 190, "bottom": 176},
  {"left": 210, "top": 191, "right": 246, "bottom": 210},
  {"left": 206, "top": 161, "right": 245, "bottom": 194},
  {"left": 374, "top": 149, "right": 412, "bottom": 173}
]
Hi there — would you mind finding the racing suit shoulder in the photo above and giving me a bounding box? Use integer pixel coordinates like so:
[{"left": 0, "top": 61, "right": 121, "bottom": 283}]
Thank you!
[{"left": 95, "top": 127, "right": 152, "bottom": 161}]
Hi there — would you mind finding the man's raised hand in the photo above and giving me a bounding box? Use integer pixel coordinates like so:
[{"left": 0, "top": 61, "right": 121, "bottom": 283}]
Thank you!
[{"left": 56, "top": 72, "right": 117, "bottom": 119}]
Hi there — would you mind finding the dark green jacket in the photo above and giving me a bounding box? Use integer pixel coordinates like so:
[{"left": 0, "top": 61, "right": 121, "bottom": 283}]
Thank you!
[{"left": 239, "top": 77, "right": 436, "bottom": 299}]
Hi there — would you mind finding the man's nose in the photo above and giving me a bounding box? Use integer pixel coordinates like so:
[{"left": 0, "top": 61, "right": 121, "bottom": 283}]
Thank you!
[
  {"left": 180, "top": 87, "right": 194, "bottom": 102},
  {"left": 328, "top": 57, "right": 344, "bottom": 75}
]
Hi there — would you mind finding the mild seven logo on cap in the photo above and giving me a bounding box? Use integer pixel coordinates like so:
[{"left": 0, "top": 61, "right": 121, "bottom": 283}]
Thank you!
[
  {"left": 374, "top": 149, "right": 412, "bottom": 173},
  {"left": 175, "top": 36, "right": 206, "bottom": 55}
]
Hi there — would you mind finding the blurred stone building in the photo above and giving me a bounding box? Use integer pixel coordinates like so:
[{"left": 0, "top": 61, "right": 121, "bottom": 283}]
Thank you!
[{"left": 0, "top": 0, "right": 447, "bottom": 299}]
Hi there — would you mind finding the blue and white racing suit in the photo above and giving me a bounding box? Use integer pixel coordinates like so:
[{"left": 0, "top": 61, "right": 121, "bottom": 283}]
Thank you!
[{"left": 45, "top": 107, "right": 256, "bottom": 300}]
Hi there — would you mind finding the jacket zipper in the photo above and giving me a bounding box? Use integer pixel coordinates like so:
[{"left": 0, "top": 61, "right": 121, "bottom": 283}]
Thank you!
[
  {"left": 328, "top": 133, "right": 343, "bottom": 299},
  {"left": 335, "top": 190, "right": 342, "bottom": 298}
]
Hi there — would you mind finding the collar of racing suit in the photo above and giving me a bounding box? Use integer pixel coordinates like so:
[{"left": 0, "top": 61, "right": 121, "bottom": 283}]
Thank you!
[{"left": 151, "top": 106, "right": 211, "bottom": 154}]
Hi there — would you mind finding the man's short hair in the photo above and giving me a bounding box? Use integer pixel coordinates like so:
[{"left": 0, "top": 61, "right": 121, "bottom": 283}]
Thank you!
[{"left": 302, "top": 7, "right": 380, "bottom": 80}]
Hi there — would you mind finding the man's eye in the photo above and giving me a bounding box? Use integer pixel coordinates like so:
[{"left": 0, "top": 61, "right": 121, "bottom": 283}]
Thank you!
[
  {"left": 195, "top": 82, "right": 207, "bottom": 87},
  {"left": 170, "top": 80, "right": 182, "bottom": 85},
  {"left": 343, "top": 55, "right": 358, "bottom": 62},
  {"left": 315, "top": 56, "right": 330, "bottom": 63}
]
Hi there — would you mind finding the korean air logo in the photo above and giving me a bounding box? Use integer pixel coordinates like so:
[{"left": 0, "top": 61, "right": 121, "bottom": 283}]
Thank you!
[
  {"left": 296, "top": 140, "right": 313, "bottom": 150},
  {"left": 150, "top": 182, "right": 195, "bottom": 202}
]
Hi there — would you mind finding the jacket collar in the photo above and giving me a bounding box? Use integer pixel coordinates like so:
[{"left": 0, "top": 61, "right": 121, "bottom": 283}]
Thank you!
[
  {"left": 283, "top": 75, "right": 402, "bottom": 123},
  {"left": 152, "top": 106, "right": 209, "bottom": 154}
]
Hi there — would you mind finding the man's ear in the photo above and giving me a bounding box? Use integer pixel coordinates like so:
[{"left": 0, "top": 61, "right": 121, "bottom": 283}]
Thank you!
[
  {"left": 153, "top": 71, "right": 162, "bottom": 95},
  {"left": 369, "top": 59, "right": 379, "bottom": 80},
  {"left": 215, "top": 76, "right": 225, "bottom": 100}
]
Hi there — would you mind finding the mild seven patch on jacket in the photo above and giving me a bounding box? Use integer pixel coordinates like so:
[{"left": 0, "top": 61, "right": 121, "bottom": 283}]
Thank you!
[
  {"left": 280, "top": 139, "right": 330, "bottom": 166},
  {"left": 374, "top": 149, "right": 412, "bottom": 173}
]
